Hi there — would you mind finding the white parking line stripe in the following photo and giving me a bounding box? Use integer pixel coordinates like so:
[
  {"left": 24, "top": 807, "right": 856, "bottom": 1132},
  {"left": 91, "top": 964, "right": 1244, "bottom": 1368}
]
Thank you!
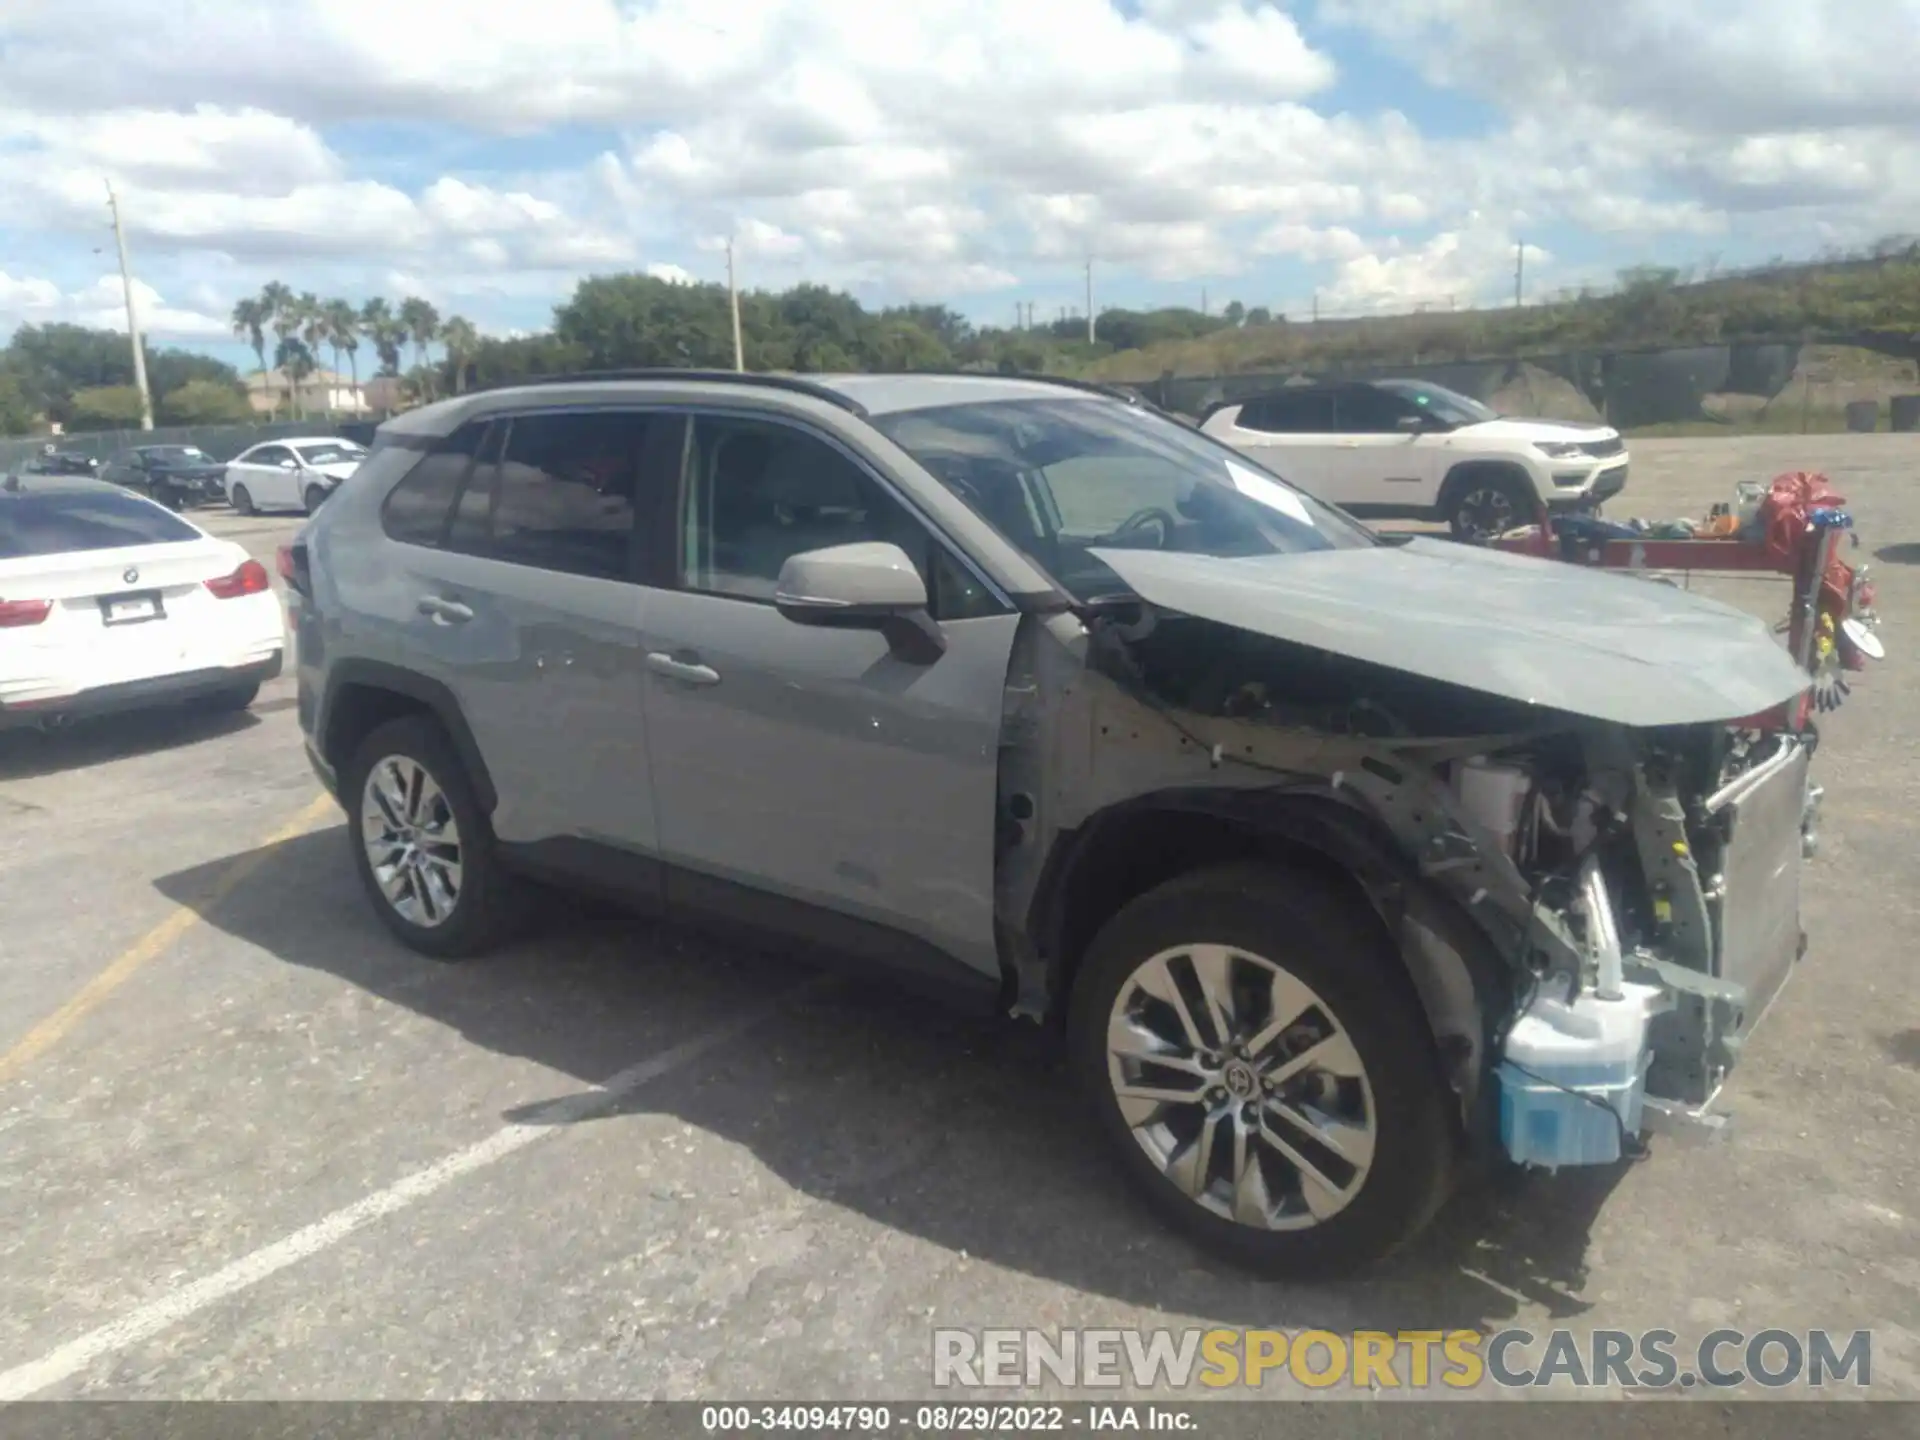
[{"left": 0, "top": 981, "right": 817, "bottom": 1400}]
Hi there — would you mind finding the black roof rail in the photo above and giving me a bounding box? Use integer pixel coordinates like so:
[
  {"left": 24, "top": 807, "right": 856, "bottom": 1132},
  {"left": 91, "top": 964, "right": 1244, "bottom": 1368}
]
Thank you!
[{"left": 471, "top": 368, "right": 869, "bottom": 415}]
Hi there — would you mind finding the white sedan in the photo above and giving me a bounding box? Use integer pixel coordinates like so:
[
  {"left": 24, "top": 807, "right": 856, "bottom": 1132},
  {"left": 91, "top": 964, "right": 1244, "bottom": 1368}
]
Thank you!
[
  {"left": 223, "top": 435, "right": 368, "bottom": 516},
  {"left": 0, "top": 474, "right": 284, "bottom": 729}
]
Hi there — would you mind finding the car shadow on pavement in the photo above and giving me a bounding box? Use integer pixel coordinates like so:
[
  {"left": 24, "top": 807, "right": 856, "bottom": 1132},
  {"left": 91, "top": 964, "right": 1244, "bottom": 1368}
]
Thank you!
[
  {"left": 156, "top": 825, "right": 1625, "bottom": 1337},
  {"left": 1872, "top": 542, "right": 1920, "bottom": 565},
  {"left": 0, "top": 703, "right": 281, "bottom": 781}
]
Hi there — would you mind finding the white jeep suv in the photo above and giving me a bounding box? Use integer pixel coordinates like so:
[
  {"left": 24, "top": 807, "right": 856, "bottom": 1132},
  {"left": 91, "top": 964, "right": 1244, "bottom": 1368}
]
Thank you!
[{"left": 1199, "top": 378, "right": 1629, "bottom": 541}]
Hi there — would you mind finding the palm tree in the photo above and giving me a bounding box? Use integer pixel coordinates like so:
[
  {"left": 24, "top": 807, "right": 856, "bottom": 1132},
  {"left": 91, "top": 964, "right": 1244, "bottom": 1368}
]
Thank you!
[
  {"left": 398, "top": 296, "right": 440, "bottom": 400},
  {"left": 229, "top": 297, "right": 271, "bottom": 417},
  {"left": 361, "top": 298, "right": 405, "bottom": 377},
  {"left": 294, "top": 293, "right": 328, "bottom": 414},
  {"left": 260, "top": 281, "right": 296, "bottom": 416},
  {"left": 274, "top": 336, "right": 316, "bottom": 403},
  {"left": 324, "top": 298, "right": 361, "bottom": 405},
  {"left": 441, "top": 315, "right": 478, "bottom": 394}
]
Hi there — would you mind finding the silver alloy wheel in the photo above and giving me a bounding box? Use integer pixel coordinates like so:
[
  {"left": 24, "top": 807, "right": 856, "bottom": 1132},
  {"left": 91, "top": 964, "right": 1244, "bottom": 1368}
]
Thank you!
[
  {"left": 360, "top": 754, "right": 464, "bottom": 928},
  {"left": 1106, "top": 943, "right": 1376, "bottom": 1231},
  {"left": 1456, "top": 485, "right": 1516, "bottom": 541}
]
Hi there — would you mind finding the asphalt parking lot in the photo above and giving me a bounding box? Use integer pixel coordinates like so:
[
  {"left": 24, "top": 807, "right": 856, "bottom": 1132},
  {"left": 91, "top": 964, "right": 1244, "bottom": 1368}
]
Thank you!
[{"left": 1, "top": 436, "right": 1916, "bottom": 1405}]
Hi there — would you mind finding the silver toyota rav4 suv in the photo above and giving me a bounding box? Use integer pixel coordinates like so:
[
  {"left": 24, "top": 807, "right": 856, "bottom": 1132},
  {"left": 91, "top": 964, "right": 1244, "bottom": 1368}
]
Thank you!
[{"left": 288, "top": 371, "right": 1820, "bottom": 1277}]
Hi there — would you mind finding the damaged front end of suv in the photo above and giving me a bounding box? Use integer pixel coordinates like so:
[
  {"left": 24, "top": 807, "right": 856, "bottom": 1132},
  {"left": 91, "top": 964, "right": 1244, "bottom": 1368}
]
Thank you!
[{"left": 996, "top": 537, "right": 1818, "bottom": 1272}]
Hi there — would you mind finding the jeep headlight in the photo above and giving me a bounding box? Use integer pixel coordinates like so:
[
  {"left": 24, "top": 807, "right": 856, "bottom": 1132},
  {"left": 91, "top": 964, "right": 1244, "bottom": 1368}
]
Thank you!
[{"left": 1536, "top": 441, "right": 1587, "bottom": 460}]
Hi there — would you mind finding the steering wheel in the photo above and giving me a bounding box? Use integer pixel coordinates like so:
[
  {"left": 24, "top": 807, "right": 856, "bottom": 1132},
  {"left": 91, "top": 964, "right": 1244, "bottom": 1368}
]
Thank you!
[{"left": 1105, "top": 506, "right": 1178, "bottom": 546}]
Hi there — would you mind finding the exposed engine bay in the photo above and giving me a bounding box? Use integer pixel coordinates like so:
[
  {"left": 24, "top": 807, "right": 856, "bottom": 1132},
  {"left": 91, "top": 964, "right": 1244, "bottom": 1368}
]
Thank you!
[{"left": 1020, "top": 603, "right": 1819, "bottom": 1170}]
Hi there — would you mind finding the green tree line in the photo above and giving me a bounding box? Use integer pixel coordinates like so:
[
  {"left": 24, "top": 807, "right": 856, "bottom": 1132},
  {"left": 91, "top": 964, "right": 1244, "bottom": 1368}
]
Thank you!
[
  {"left": 0, "top": 325, "right": 258, "bottom": 435},
  {"left": 10, "top": 242, "right": 1915, "bottom": 437}
]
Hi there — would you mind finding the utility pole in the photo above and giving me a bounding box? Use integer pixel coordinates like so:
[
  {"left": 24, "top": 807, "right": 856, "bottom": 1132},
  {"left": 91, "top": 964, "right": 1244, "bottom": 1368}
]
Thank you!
[
  {"left": 1200, "top": 287, "right": 1208, "bottom": 317},
  {"left": 725, "top": 237, "right": 745, "bottom": 372},
  {"left": 1311, "top": 291, "right": 1319, "bottom": 324},
  {"left": 104, "top": 180, "right": 153, "bottom": 431},
  {"left": 1085, "top": 258, "right": 1096, "bottom": 344},
  {"left": 1514, "top": 239, "right": 1524, "bottom": 308}
]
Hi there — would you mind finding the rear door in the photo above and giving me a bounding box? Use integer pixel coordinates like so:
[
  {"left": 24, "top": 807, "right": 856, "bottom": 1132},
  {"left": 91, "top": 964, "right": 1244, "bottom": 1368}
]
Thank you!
[
  {"left": 637, "top": 409, "right": 1018, "bottom": 988},
  {"left": 379, "top": 408, "right": 667, "bottom": 892},
  {"left": 1212, "top": 389, "right": 1344, "bottom": 500},
  {"left": 229, "top": 444, "right": 286, "bottom": 508}
]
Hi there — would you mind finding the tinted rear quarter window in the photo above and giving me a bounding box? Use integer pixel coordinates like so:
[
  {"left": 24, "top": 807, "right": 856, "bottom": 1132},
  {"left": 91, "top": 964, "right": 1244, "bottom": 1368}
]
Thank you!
[
  {"left": 379, "top": 424, "right": 487, "bottom": 547},
  {"left": 0, "top": 489, "right": 200, "bottom": 559}
]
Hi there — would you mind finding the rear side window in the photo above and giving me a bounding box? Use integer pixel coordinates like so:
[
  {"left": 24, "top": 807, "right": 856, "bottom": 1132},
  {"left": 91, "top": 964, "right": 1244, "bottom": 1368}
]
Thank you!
[
  {"left": 449, "top": 410, "right": 648, "bottom": 581},
  {"left": 380, "top": 424, "right": 487, "bottom": 547},
  {"left": 1238, "top": 391, "right": 1334, "bottom": 433},
  {"left": 0, "top": 490, "right": 200, "bottom": 559}
]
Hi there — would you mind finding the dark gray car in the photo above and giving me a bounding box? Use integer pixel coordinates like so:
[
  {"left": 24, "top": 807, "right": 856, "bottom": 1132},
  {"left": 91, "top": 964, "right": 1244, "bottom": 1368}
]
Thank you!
[
  {"left": 101, "top": 444, "right": 228, "bottom": 510},
  {"left": 286, "top": 371, "right": 1820, "bottom": 1277}
]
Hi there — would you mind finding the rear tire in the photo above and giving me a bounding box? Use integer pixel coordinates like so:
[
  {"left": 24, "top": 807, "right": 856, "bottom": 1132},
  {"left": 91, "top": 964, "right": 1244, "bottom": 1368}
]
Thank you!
[
  {"left": 1445, "top": 470, "right": 1536, "bottom": 543},
  {"left": 1068, "top": 861, "right": 1455, "bottom": 1279},
  {"left": 230, "top": 483, "right": 255, "bottom": 516},
  {"left": 304, "top": 484, "right": 328, "bottom": 515},
  {"left": 195, "top": 682, "right": 259, "bottom": 714},
  {"left": 343, "top": 714, "right": 528, "bottom": 960}
]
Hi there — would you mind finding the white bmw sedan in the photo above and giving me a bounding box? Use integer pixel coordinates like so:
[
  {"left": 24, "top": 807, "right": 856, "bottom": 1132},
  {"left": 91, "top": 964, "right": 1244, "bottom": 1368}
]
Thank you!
[{"left": 0, "top": 474, "right": 284, "bottom": 730}]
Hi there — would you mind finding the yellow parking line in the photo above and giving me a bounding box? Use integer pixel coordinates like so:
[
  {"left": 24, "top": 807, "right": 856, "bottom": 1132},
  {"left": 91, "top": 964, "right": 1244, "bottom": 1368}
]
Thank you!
[{"left": 0, "top": 792, "right": 337, "bottom": 1085}]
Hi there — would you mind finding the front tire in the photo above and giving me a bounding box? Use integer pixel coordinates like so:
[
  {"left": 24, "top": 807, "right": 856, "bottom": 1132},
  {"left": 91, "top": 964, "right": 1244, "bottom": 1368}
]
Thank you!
[
  {"left": 1068, "top": 861, "right": 1455, "bottom": 1278},
  {"left": 343, "top": 714, "right": 527, "bottom": 960},
  {"left": 304, "top": 483, "right": 328, "bottom": 515},
  {"left": 230, "top": 483, "right": 255, "bottom": 516},
  {"left": 1445, "top": 470, "right": 1536, "bottom": 543}
]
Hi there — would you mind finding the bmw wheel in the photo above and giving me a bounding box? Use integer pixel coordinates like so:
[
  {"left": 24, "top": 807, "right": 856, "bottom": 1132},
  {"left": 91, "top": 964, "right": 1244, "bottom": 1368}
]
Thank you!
[{"left": 1069, "top": 861, "right": 1455, "bottom": 1277}]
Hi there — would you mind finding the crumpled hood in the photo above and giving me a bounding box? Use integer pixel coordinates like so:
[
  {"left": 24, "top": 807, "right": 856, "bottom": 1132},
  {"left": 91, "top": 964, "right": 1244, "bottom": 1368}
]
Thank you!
[
  {"left": 1091, "top": 537, "right": 1810, "bottom": 727},
  {"left": 307, "top": 460, "right": 361, "bottom": 482}
]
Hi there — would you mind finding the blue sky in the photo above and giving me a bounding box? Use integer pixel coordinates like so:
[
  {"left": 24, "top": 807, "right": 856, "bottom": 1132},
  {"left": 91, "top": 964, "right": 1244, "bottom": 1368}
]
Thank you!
[{"left": 2, "top": 0, "right": 1913, "bottom": 372}]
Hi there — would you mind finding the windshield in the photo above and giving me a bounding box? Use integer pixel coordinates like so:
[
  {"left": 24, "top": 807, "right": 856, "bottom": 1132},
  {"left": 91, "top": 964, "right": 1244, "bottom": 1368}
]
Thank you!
[
  {"left": 295, "top": 442, "right": 367, "bottom": 466},
  {"left": 871, "top": 397, "right": 1373, "bottom": 603},
  {"left": 1374, "top": 379, "right": 1499, "bottom": 426}
]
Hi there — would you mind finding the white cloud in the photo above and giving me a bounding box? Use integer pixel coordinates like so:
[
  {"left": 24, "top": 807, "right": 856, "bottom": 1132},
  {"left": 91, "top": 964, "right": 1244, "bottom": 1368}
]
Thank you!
[
  {"left": 1318, "top": 228, "right": 1550, "bottom": 314},
  {"left": 1, "top": 0, "right": 1916, "bottom": 335},
  {"left": 646, "top": 263, "right": 696, "bottom": 285},
  {"left": 0, "top": 271, "right": 227, "bottom": 340}
]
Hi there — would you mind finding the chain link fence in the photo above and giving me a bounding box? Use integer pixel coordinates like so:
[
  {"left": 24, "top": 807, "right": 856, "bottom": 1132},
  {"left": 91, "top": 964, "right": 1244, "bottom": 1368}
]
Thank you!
[
  {"left": 1138, "top": 341, "right": 1920, "bottom": 432},
  {"left": 0, "top": 419, "right": 357, "bottom": 473}
]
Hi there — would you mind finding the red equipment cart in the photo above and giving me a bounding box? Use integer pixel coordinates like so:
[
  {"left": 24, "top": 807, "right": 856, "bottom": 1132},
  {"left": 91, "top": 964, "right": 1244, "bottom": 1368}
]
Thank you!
[{"left": 1484, "top": 471, "right": 1885, "bottom": 719}]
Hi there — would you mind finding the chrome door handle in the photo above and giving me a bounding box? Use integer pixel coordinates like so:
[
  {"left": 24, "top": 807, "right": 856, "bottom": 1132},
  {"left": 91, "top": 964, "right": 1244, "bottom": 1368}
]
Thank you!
[
  {"left": 417, "top": 595, "right": 473, "bottom": 624},
  {"left": 646, "top": 652, "right": 720, "bottom": 686}
]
